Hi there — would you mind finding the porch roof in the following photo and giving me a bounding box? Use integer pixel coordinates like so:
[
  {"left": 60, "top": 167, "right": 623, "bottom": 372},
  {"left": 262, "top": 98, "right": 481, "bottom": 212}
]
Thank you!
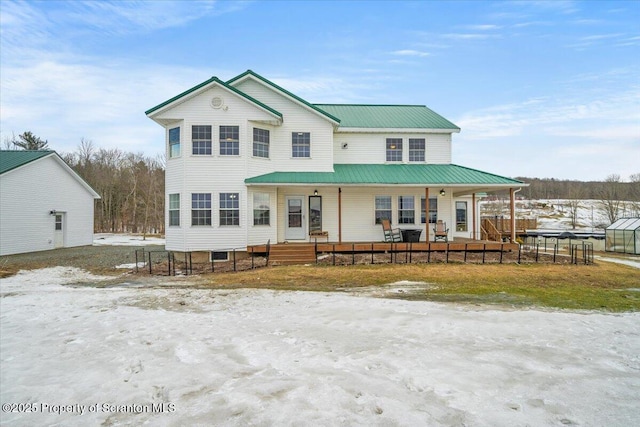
[{"left": 245, "top": 164, "right": 524, "bottom": 187}]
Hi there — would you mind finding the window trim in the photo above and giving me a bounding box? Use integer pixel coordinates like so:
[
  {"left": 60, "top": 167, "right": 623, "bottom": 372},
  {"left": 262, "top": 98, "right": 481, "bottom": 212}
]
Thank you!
[
  {"left": 386, "top": 138, "right": 403, "bottom": 162},
  {"left": 253, "top": 193, "right": 270, "bottom": 226},
  {"left": 192, "top": 125, "right": 212, "bottom": 156},
  {"left": 398, "top": 195, "right": 415, "bottom": 224},
  {"left": 456, "top": 201, "right": 468, "bottom": 232},
  {"left": 191, "top": 193, "right": 212, "bottom": 226},
  {"left": 374, "top": 195, "right": 392, "bottom": 225},
  {"left": 252, "top": 128, "right": 270, "bottom": 159},
  {"left": 168, "top": 127, "right": 181, "bottom": 158},
  {"left": 292, "top": 132, "right": 311, "bottom": 158},
  {"left": 219, "top": 192, "right": 240, "bottom": 226},
  {"left": 220, "top": 125, "right": 240, "bottom": 156},
  {"left": 169, "top": 193, "right": 180, "bottom": 227},
  {"left": 409, "top": 138, "right": 425, "bottom": 162},
  {"left": 421, "top": 197, "right": 438, "bottom": 224}
]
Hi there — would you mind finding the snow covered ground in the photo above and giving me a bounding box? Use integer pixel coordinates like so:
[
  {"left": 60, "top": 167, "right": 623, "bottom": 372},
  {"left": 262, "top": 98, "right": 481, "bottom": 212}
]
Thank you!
[
  {"left": 1, "top": 267, "right": 639, "bottom": 426},
  {"left": 93, "top": 233, "right": 165, "bottom": 247}
]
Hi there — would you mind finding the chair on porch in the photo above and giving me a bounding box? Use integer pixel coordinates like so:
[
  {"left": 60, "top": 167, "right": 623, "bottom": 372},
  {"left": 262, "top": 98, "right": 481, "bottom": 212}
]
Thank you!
[
  {"left": 433, "top": 220, "right": 449, "bottom": 242},
  {"left": 381, "top": 219, "right": 402, "bottom": 242}
]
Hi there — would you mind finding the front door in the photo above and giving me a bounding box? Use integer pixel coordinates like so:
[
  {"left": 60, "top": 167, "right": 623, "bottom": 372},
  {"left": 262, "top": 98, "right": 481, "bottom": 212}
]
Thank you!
[
  {"left": 54, "top": 214, "right": 64, "bottom": 248},
  {"left": 285, "top": 196, "right": 305, "bottom": 240}
]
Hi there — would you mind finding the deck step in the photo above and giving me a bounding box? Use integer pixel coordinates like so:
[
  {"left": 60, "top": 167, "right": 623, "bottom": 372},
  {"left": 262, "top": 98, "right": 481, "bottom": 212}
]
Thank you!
[{"left": 269, "top": 244, "right": 316, "bottom": 265}]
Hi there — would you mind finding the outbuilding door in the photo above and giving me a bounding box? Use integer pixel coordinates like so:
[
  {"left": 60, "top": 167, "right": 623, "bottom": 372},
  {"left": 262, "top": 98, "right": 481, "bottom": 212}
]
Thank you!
[
  {"left": 54, "top": 214, "right": 64, "bottom": 248},
  {"left": 285, "top": 196, "right": 305, "bottom": 240}
]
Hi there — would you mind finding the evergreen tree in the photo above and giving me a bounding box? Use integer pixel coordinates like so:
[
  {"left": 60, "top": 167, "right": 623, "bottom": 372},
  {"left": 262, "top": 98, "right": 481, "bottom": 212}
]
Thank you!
[{"left": 12, "top": 131, "right": 49, "bottom": 150}]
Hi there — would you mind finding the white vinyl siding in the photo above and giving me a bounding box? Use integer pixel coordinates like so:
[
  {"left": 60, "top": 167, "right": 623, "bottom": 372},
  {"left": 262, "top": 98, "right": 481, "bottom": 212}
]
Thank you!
[
  {"left": 0, "top": 155, "right": 96, "bottom": 256},
  {"left": 333, "top": 133, "right": 452, "bottom": 164}
]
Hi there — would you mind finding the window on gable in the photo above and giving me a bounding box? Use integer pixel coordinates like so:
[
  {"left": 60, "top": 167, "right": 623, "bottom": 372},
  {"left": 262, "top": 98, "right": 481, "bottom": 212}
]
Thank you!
[
  {"left": 398, "top": 196, "right": 415, "bottom": 224},
  {"left": 220, "top": 193, "right": 240, "bottom": 226},
  {"left": 220, "top": 126, "right": 239, "bottom": 156},
  {"left": 192, "top": 125, "right": 212, "bottom": 155},
  {"left": 386, "top": 138, "right": 402, "bottom": 162},
  {"left": 409, "top": 138, "right": 425, "bottom": 162},
  {"left": 169, "top": 127, "right": 180, "bottom": 158},
  {"left": 191, "top": 193, "right": 211, "bottom": 226},
  {"left": 292, "top": 132, "right": 310, "bottom": 158},
  {"left": 169, "top": 193, "right": 180, "bottom": 226},
  {"left": 253, "top": 128, "right": 270, "bottom": 158},
  {"left": 421, "top": 197, "right": 438, "bottom": 224},
  {"left": 375, "top": 196, "right": 392, "bottom": 224},
  {"left": 253, "top": 193, "right": 270, "bottom": 225}
]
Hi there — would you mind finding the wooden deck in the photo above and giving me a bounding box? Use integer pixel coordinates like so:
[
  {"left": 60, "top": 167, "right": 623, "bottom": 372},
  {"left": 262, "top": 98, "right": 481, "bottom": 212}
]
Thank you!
[{"left": 248, "top": 241, "right": 520, "bottom": 265}]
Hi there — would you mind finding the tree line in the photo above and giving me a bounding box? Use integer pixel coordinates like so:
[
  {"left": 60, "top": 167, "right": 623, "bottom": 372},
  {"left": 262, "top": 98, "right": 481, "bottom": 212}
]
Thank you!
[{"left": 3, "top": 133, "right": 165, "bottom": 235}]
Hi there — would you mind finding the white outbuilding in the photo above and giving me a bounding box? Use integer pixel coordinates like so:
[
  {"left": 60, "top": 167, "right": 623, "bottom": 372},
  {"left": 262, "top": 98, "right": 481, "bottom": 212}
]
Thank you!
[{"left": 0, "top": 150, "right": 100, "bottom": 256}]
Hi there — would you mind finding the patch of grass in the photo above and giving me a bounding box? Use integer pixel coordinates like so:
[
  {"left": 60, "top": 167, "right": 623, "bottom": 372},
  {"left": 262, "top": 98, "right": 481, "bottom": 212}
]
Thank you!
[{"left": 201, "top": 262, "right": 640, "bottom": 312}]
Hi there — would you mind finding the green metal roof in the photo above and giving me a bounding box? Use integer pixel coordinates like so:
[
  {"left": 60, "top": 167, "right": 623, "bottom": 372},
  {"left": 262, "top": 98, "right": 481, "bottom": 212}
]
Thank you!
[
  {"left": 313, "top": 104, "right": 460, "bottom": 130},
  {"left": 245, "top": 164, "right": 523, "bottom": 186},
  {"left": 145, "top": 76, "right": 283, "bottom": 118},
  {"left": 227, "top": 70, "right": 341, "bottom": 124},
  {"left": 0, "top": 150, "right": 53, "bottom": 174}
]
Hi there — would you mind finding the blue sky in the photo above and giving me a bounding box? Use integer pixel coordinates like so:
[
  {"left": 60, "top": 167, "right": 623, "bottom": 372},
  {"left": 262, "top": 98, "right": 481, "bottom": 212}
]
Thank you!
[{"left": 1, "top": 0, "right": 638, "bottom": 181}]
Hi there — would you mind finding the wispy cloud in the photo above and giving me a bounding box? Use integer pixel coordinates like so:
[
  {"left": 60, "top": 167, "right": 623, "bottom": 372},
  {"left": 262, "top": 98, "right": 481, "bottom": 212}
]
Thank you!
[{"left": 390, "top": 50, "right": 430, "bottom": 57}]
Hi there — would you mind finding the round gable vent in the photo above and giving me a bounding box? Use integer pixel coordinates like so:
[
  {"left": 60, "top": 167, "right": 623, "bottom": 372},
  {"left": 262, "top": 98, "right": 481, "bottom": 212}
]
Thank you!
[{"left": 211, "top": 96, "right": 224, "bottom": 109}]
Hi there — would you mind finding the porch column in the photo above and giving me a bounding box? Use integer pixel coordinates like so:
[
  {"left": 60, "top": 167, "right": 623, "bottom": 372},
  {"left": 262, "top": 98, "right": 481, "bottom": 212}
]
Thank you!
[
  {"left": 510, "top": 188, "right": 516, "bottom": 242},
  {"left": 472, "top": 192, "right": 477, "bottom": 241},
  {"left": 425, "top": 187, "right": 430, "bottom": 242},
  {"left": 338, "top": 187, "right": 342, "bottom": 243}
]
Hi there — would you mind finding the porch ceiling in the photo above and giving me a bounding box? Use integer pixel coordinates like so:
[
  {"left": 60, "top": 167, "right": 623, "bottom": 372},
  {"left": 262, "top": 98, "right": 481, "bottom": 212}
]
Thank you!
[{"left": 245, "top": 164, "right": 525, "bottom": 190}]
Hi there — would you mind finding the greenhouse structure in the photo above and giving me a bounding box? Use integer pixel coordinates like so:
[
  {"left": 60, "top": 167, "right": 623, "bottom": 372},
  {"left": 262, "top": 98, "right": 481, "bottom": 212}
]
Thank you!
[{"left": 605, "top": 218, "right": 640, "bottom": 255}]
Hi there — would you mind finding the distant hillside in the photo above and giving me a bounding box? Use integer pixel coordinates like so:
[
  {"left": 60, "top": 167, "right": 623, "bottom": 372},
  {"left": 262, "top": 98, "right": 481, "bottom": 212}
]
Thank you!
[{"left": 487, "top": 176, "right": 639, "bottom": 202}]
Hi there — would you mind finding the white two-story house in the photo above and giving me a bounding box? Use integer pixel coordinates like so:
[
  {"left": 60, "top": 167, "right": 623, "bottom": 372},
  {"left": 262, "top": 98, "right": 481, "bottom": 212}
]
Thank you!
[{"left": 146, "top": 70, "right": 524, "bottom": 257}]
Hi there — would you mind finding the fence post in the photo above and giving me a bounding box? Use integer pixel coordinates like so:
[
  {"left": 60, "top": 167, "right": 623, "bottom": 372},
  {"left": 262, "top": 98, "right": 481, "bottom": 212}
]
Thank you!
[
  {"left": 233, "top": 249, "right": 237, "bottom": 272},
  {"left": 167, "top": 251, "right": 171, "bottom": 276},
  {"left": 371, "top": 244, "right": 374, "bottom": 264},
  {"left": 148, "top": 251, "right": 152, "bottom": 274}
]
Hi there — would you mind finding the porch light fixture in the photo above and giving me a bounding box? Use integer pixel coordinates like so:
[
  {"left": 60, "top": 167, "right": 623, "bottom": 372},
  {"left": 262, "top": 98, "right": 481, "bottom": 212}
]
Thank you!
[
  {"left": 439, "top": 189, "right": 446, "bottom": 196},
  {"left": 314, "top": 189, "right": 318, "bottom": 196}
]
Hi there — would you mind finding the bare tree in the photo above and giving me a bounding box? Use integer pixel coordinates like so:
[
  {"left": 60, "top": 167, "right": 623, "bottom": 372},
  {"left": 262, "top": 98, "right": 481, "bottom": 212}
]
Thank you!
[{"left": 598, "top": 174, "right": 623, "bottom": 224}]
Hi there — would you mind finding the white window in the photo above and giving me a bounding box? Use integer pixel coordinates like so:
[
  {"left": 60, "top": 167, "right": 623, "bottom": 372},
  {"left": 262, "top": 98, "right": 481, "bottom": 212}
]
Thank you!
[
  {"left": 191, "top": 193, "right": 211, "bottom": 226},
  {"left": 253, "top": 193, "right": 270, "bottom": 225},
  {"left": 292, "top": 132, "right": 310, "bottom": 157},
  {"left": 386, "top": 138, "right": 402, "bottom": 162},
  {"left": 375, "top": 196, "right": 392, "bottom": 224},
  {"left": 220, "top": 126, "right": 239, "bottom": 156},
  {"left": 192, "top": 125, "right": 212, "bottom": 155},
  {"left": 253, "top": 128, "right": 270, "bottom": 158},
  {"left": 456, "top": 201, "right": 468, "bottom": 231},
  {"left": 169, "top": 194, "right": 180, "bottom": 226},
  {"left": 220, "top": 193, "right": 240, "bottom": 226},
  {"left": 421, "top": 197, "right": 438, "bottom": 224},
  {"left": 169, "top": 127, "right": 180, "bottom": 158},
  {"left": 409, "top": 138, "right": 425, "bottom": 162},
  {"left": 398, "top": 196, "right": 415, "bottom": 224}
]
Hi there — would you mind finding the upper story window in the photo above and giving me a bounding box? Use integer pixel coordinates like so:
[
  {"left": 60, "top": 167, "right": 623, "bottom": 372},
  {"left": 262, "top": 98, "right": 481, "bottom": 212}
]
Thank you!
[
  {"left": 169, "top": 193, "right": 180, "bottom": 226},
  {"left": 398, "top": 196, "right": 415, "bottom": 224},
  {"left": 192, "top": 125, "right": 212, "bottom": 155},
  {"left": 191, "top": 193, "right": 211, "bottom": 226},
  {"left": 220, "top": 126, "right": 239, "bottom": 156},
  {"left": 253, "top": 128, "right": 270, "bottom": 158},
  {"left": 409, "top": 138, "right": 425, "bottom": 162},
  {"left": 292, "top": 132, "right": 310, "bottom": 158},
  {"left": 220, "top": 193, "right": 240, "bottom": 226},
  {"left": 375, "top": 196, "right": 392, "bottom": 224},
  {"left": 169, "top": 127, "right": 180, "bottom": 158},
  {"left": 386, "top": 138, "right": 402, "bottom": 162}
]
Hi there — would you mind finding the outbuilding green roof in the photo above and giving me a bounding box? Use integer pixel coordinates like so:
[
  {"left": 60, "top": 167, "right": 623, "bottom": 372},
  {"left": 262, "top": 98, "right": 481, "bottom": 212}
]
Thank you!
[
  {"left": 313, "top": 104, "right": 460, "bottom": 130},
  {"left": 245, "top": 164, "right": 523, "bottom": 186},
  {"left": 0, "top": 150, "right": 53, "bottom": 174}
]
